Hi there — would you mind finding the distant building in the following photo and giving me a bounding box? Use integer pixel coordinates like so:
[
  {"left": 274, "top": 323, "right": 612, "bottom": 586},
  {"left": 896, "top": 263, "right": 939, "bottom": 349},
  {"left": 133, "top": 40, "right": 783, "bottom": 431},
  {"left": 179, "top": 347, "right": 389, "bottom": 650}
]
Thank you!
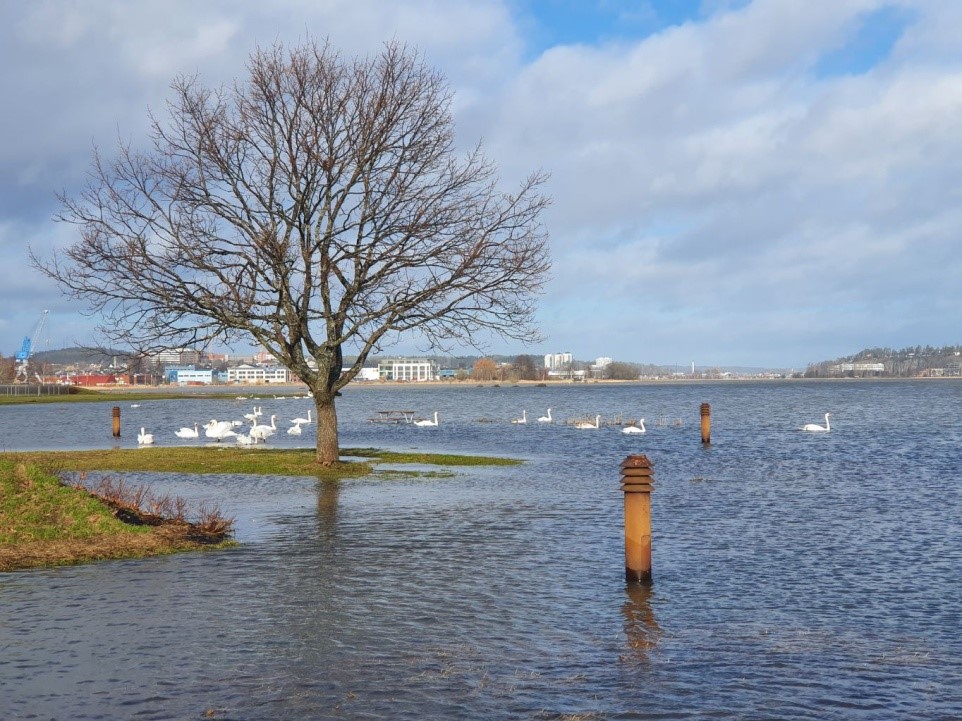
[
  {"left": 65, "top": 373, "right": 120, "bottom": 387},
  {"left": 590, "top": 357, "right": 613, "bottom": 377},
  {"left": 151, "top": 347, "right": 202, "bottom": 366},
  {"left": 544, "top": 352, "right": 572, "bottom": 370},
  {"left": 167, "top": 368, "right": 214, "bottom": 385},
  {"left": 378, "top": 357, "right": 439, "bottom": 382},
  {"left": 356, "top": 367, "right": 380, "bottom": 382},
  {"left": 833, "top": 362, "right": 884, "bottom": 375},
  {"left": 227, "top": 364, "right": 292, "bottom": 384}
]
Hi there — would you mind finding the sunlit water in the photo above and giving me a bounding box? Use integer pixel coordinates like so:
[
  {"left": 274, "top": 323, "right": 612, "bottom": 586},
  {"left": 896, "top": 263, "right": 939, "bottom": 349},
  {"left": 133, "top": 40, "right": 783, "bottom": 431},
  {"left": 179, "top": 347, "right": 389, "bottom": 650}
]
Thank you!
[{"left": 2, "top": 381, "right": 962, "bottom": 719}]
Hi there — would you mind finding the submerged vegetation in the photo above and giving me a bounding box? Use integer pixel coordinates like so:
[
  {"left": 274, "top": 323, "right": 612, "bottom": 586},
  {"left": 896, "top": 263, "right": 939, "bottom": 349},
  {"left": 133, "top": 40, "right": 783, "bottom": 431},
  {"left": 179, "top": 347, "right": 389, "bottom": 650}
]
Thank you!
[{"left": 0, "top": 447, "right": 520, "bottom": 572}]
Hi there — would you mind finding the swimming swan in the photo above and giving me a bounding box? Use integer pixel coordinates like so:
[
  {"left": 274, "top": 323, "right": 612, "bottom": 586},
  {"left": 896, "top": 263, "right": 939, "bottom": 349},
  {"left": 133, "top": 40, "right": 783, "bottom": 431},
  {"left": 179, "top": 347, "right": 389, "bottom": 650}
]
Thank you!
[
  {"left": 575, "top": 415, "right": 601, "bottom": 429},
  {"left": 175, "top": 423, "right": 199, "bottom": 439},
  {"left": 622, "top": 418, "right": 646, "bottom": 434},
  {"left": 802, "top": 413, "right": 832, "bottom": 432},
  {"left": 512, "top": 410, "right": 527, "bottom": 424},
  {"left": 291, "top": 410, "right": 313, "bottom": 425},
  {"left": 537, "top": 408, "right": 552, "bottom": 423},
  {"left": 137, "top": 427, "right": 154, "bottom": 445},
  {"left": 414, "top": 412, "right": 439, "bottom": 427}
]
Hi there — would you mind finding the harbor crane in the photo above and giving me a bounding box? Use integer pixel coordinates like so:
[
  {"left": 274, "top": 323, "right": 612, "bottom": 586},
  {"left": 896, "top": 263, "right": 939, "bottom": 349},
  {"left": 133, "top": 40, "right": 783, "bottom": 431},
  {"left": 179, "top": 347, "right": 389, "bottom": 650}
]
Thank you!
[{"left": 14, "top": 309, "right": 49, "bottom": 383}]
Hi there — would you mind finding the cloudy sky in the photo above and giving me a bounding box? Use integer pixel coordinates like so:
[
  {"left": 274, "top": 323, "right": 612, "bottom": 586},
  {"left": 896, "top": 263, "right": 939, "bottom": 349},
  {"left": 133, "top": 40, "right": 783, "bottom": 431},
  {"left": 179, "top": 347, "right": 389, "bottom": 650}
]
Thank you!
[{"left": 2, "top": 0, "right": 960, "bottom": 370}]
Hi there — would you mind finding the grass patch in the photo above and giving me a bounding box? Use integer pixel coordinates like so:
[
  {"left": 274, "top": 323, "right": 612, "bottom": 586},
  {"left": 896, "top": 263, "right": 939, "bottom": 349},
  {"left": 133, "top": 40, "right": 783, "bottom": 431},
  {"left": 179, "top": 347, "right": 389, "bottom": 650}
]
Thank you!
[
  {"left": 0, "top": 447, "right": 519, "bottom": 477},
  {"left": 0, "top": 459, "right": 234, "bottom": 572},
  {"left": 0, "top": 388, "right": 183, "bottom": 405},
  {"left": 0, "top": 388, "right": 289, "bottom": 406}
]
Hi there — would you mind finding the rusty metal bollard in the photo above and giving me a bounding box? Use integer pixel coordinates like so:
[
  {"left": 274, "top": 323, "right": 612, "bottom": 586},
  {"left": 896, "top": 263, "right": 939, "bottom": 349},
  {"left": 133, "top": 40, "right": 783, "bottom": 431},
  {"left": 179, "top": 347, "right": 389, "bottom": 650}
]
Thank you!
[
  {"left": 112, "top": 406, "right": 121, "bottom": 438},
  {"left": 621, "top": 454, "right": 655, "bottom": 584},
  {"left": 700, "top": 403, "right": 711, "bottom": 445}
]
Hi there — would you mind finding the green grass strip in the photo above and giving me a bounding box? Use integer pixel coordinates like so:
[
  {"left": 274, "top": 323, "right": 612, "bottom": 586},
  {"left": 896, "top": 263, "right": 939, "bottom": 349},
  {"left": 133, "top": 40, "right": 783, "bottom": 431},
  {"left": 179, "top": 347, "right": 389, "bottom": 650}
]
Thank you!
[{"left": 0, "top": 447, "right": 520, "bottom": 478}]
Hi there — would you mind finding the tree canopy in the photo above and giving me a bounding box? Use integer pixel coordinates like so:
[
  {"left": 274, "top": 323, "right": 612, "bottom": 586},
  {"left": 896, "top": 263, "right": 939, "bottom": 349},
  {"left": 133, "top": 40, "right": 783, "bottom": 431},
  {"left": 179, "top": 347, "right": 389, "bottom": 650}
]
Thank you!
[{"left": 34, "top": 39, "right": 551, "bottom": 463}]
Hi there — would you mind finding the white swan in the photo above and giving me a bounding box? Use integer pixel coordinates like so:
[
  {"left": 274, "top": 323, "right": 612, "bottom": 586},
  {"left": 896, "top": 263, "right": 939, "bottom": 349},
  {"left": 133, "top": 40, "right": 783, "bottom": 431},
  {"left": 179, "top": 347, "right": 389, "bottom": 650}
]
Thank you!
[
  {"left": 537, "top": 408, "right": 552, "bottom": 423},
  {"left": 511, "top": 410, "right": 527, "bottom": 424},
  {"left": 291, "top": 409, "right": 313, "bottom": 425},
  {"left": 414, "top": 411, "right": 439, "bottom": 427},
  {"left": 235, "top": 433, "right": 254, "bottom": 445},
  {"left": 623, "top": 418, "right": 647, "bottom": 435},
  {"left": 287, "top": 421, "right": 303, "bottom": 435},
  {"left": 175, "top": 423, "right": 199, "bottom": 439},
  {"left": 243, "top": 406, "right": 263, "bottom": 422},
  {"left": 204, "top": 419, "right": 237, "bottom": 442},
  {"left": 802, "top": 413, "right": 832, "bottom": 432},
  {"left": 250, "top": 414, "right": 278, "bottom": 442},
  {"left": 575, "top": 415, "right": 601, "bottom": 430},
  {"left": 137, "top": 427, "right": 154, "bottom": 445}
]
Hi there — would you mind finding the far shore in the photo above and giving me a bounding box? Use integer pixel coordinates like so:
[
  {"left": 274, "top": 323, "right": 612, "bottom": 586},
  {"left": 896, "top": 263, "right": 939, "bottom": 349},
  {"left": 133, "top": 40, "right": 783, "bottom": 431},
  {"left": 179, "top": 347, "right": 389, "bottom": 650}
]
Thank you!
[
  {"left": 4, "top": 375, "right": 959, "bottom": 406},
  {"left": 77, "top": 375, "right": 962, "bottom": 394}
]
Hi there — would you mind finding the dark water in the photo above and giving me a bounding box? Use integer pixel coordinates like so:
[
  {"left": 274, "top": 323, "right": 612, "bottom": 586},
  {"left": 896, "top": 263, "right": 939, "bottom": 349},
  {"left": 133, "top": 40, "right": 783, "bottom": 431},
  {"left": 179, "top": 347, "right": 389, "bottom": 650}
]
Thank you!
[{"left": 2, "top": 381, "right": 962, "bottom": 720}]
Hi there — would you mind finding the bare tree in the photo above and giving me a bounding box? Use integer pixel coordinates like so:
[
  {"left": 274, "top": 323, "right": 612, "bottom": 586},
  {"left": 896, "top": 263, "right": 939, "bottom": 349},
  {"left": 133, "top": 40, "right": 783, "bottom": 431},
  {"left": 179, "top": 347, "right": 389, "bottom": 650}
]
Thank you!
[
  {"left": 513, "top": 354, "right": 539, "bottom": 381},
  {"left": 33, "top": 39, "right": 550, "bottom": 464}
]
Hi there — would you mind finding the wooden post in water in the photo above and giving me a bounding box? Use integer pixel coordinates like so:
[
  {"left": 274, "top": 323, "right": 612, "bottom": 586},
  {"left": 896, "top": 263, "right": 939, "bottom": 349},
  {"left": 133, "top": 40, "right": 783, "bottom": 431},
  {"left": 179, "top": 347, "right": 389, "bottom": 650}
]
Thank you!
[
  {"left": 621, "top": 454, "right": 655, "bottom": 584},
  {"left": 112, "top": 406, "right": 121, "bottom": 438},
  {"left": 700, "top": 403, "right": 711, "bottom": 445}
]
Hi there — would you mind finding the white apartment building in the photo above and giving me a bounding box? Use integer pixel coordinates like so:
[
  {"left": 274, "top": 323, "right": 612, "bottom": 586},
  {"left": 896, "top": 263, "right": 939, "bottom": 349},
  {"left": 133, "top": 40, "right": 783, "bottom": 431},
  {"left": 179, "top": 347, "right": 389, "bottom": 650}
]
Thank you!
[
  {"left": 378, "top": 357, "right": 439, "bottom": 382},
  {"left": 544, "top": 352, "right": 573, "bottom": 370},
  {"left": 356, "top": 367, "right": 380, "bottom": 381},
  {"left": 227, "top": 364, "right": 292, "bottom": 384},
  {"left": 152, "top": 347, "right": 202, "bottom": 366}
]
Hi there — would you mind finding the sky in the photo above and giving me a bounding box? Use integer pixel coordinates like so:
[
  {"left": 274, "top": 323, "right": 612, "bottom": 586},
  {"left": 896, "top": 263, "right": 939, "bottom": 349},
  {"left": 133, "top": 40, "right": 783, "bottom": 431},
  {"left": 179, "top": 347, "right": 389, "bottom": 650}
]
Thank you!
[{"left": 2, "top": 0, "right": 961, "bottom": 371}]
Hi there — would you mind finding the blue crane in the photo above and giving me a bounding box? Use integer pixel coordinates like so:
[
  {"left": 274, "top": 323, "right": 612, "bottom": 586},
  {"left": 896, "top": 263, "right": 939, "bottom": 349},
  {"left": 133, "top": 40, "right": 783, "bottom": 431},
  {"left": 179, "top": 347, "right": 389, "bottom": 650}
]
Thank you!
[{"left": 14, "top": 309, "right": 49, "bottom": 383}]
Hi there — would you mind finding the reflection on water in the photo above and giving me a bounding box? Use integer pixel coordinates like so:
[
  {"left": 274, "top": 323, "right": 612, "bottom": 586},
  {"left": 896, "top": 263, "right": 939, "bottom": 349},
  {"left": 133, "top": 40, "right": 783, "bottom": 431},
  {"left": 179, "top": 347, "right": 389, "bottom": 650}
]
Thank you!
[
  {"left": 622, "top": 583, "right": 662, "bottom": 664},
  {"left": 2, "top": 381, "right": 962, "bottom": 719}
]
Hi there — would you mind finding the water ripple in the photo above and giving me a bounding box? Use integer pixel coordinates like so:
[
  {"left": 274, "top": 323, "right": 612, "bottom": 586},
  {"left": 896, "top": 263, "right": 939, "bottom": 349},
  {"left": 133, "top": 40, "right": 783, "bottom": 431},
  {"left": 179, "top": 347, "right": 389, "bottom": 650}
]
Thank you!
[{"left": 2, "top": 381, "right": 962, "bottom": 719}]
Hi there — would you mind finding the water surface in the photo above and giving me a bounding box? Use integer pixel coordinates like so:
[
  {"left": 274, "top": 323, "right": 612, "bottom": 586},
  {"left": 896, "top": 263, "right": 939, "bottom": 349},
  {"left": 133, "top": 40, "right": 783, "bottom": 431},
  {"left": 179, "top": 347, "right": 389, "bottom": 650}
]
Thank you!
[{"left": 2, "top": 381, "right": 961, "bottom": 719}]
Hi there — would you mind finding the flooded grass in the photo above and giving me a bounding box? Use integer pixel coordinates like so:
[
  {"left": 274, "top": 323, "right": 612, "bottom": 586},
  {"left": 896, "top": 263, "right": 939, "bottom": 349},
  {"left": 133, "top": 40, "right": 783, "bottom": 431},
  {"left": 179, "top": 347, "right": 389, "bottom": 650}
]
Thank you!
[
  {"left": 0, "top": 459, "right": 235, "bottom": 572},
  {"left": 0, "top": 447, "right": 520, "bottom": 477},
  {"left": 0, "top": 446, "right": 520, "bottom": 570}
]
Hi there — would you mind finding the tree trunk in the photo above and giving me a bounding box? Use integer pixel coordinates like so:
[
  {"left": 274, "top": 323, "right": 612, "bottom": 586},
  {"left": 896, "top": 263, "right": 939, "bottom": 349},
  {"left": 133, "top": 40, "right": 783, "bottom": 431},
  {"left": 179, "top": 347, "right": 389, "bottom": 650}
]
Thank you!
[{"left": 314, "top": 395, "right": 340, "bottom": 465}]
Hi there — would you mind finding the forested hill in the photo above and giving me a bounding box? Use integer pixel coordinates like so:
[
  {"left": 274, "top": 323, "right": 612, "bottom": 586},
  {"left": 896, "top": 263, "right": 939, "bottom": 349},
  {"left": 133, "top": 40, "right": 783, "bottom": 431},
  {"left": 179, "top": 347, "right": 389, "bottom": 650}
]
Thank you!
[{"left": 805, "top": 345, "right": 962, "bottom": 377}]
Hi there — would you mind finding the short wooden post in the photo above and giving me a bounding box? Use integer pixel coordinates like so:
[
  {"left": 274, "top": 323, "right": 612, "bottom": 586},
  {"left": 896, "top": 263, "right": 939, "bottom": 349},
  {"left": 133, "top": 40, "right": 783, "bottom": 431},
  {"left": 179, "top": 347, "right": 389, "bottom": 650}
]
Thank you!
[
  {"left": 621, "top": 454, "right": 655, "bottom": 584},
  {"left": 112, "top": 406, "right": 121, "bottom": 438},
  {"left": 700, "top": 403, "right": 711, "bottom": 445}
]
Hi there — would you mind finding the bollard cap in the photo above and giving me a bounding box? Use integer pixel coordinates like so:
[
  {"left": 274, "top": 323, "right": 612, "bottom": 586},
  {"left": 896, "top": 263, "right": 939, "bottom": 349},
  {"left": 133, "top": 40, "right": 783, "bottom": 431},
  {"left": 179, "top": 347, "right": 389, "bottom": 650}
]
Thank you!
[
  {"left": 621, "top": 454, "right": 654, "bottom": 493},
  {"left": 621, "top": 454, "right": 652, "bottom": 470}
]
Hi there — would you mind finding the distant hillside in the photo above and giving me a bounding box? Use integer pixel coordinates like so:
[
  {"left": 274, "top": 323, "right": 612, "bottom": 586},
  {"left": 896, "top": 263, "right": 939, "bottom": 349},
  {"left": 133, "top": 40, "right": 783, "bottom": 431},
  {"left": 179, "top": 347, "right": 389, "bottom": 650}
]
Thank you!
[
  {"left": 32, "top": 347, "right": 129, "bottom": 367},
  {"left": 806, "top": 345, "right": 962, "bottom": 377}
]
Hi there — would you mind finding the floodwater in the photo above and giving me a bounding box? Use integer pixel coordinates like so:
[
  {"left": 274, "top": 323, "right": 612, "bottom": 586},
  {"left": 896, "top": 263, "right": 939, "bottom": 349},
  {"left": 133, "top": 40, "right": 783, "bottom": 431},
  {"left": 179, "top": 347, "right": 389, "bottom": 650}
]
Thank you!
[{"left": 2, "top": 380, "right": 962, "bottom": 719}]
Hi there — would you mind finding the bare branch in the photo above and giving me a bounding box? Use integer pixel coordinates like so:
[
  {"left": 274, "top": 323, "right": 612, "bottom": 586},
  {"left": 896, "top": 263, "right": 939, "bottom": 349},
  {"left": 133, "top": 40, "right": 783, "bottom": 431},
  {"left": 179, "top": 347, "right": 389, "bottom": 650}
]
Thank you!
[{"left": 32, "top": 37, "right": 551, "bottom": 464}]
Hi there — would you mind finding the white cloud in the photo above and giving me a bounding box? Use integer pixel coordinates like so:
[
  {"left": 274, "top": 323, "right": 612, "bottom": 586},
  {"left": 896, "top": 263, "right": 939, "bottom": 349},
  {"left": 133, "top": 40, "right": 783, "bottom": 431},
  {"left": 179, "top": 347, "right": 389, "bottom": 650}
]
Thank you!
[{"left": 2, "top": 0, "right": 961, "bottom": 366}]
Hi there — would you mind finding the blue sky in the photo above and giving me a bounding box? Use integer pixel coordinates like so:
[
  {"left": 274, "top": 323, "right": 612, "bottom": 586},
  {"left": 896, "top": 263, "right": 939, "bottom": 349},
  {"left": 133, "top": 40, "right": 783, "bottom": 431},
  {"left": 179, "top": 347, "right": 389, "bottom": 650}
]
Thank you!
[{"left": 1, "top": 0, "right": 960, "bottom": 370}]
